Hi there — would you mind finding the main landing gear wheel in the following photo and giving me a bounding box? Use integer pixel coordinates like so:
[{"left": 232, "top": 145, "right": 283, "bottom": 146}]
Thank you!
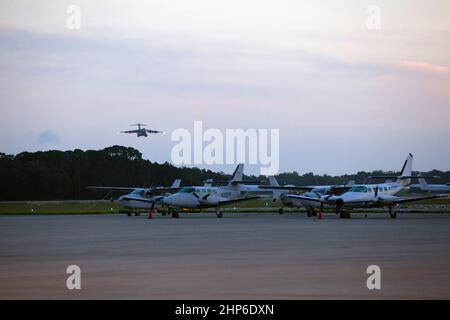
[
  {"left": 307, "top": 208, "right": 317, "bottom": 217},
  {"left": 134, "top": 211, "right": 141, "bottom": 216},
  {"left": 278, "top": 208, "right": 284, "bottom": 215},
  {"left": 127, "top": 211, "right": 132, "bottom": 217},
  {"left": 171, "top": 211, "right": 180, "bottom": 218},
  {"left": 389, "top": 207, "right": 397, "bottom": 219},
  {"left": 339, "top": 211, "right": 351, "bottom": 219}
]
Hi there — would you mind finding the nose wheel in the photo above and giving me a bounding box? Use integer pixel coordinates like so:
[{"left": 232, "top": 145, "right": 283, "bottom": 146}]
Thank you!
[
  {"left": 215, "top": 208, "right": 223, "bottom": 218},
  {"left": 389, "top": 207, "right": 397, "bottom": 219}
]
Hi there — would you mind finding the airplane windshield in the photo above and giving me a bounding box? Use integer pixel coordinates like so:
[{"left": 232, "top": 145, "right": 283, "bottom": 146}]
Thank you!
[
  {"left": 179, "top": 187, "right": 195, "bottom": 193},
  {"left": 349, "top": 185, "right": 368, "bottom": 193}
]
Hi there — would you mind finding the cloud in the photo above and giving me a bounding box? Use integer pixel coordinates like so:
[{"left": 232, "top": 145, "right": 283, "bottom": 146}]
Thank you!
[
  {"left": 37, "top": 130, "right": 60, "bottom": 144},
  {"left": 396, "top": 60, "right": 450, "bottom": 75},
  {"left": 1, "top": 27, "right": 449, "bottom": 175}
]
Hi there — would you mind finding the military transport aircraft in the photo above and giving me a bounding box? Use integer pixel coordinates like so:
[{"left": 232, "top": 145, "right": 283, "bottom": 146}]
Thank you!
[
  {"left": 120, "top": 123, "right": 164, "bottom": 137},
  {"left": 285, "top": 154, "right": 445, "bottom": 219}
]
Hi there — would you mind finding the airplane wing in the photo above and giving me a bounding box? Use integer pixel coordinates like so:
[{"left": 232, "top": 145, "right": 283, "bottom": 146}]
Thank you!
[
  {"left": 121, "top": 130, "right": 139, "bottom": 134},
  {"left": 146, "top": 129, "right": 164, "bottom": 134},
  {"left": 146, "top": 187, "right": 182, "bottom": 195},
  {"left": 258, "top": 185, "right": 315, "bottom": 191},
  {"left": 286, "top": 194, "right": 323, "bottom": 202},
  {"left": 369, "top": 175, "right": 440, "bottom": 180},
  {"left": 120, "top": 195, "right": 164, "bottom": 203},
  {"left": 218, "top": 196, "right": 261, "bottom": 205},
  {"left": 388, "top": 194, "right": 447, "bottom": 204},
  {"left": 87, "top": 186, "right": 138, "bottom": 191},
  {"left": 205, "top": 180, "right": 266, "bottom": 185},
  {"left": 330, "top": 186, "right": 351, "bottom": 195}
]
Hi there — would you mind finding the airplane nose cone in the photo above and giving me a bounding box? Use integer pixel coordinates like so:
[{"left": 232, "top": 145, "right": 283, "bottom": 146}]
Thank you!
[
  {"left": 117, "top": 196, "right": 126, "bottom": 207},
  {"left": 163, "top": 195, "right": 177, "bottom": 206}
]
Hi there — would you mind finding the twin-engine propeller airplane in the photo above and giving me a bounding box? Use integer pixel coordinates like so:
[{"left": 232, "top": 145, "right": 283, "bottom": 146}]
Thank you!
[
  {"left": 408, "top": 174, "right": 450, "bottom": 193},
  {"left": 259, "top": 176, "right": 354, "bottom": 216},
  {"left": 162, "top": 164, "right": 264, "bottom": 218},
  {"left": 87, "top": 179, "right": 181, "bottom": 216},
  {"left": 120, "top": 123, "right": 164, "bottom": 137},
  {"left": 285, "top": 154, "right": 445, "bottom": 219}
]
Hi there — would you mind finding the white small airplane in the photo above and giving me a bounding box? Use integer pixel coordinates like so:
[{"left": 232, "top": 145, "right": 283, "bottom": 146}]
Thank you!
[
  {"left": 87, "top": 179, "right": 181, "bottom": 216},
  {"left": 285, "top": 154, "right": 445, "bottom": 219},
  {"left": 259, "top": 176, "right": 354, "bottom": 216},
  {"left": 121, "top": 123, "right": 164, "bottom": 137},
  {"left": 409, "top": 175, "right": 450, "bottom": 193},
  {"left": 162, "top": 164, "right": 262, "bottom": 218}
]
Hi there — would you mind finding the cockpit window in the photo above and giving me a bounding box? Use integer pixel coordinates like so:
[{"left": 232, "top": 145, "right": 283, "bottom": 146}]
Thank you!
[
  {"left": 179, "top": 187, "right": 195, "bottom": 193},
  {"left": 132, "top": 189, "right": 145, "bottom": 196},
  {"left": 349, "top": 185, "right": 368, "bottom": 193},
  {"left": 315, "top": 188, "right": 325, "bottom": 194}
]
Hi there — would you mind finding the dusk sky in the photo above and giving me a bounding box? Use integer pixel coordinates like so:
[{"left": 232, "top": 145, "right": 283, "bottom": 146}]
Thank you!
[{"left": 0, "top": 0, "right": 449, "bottom": 175}]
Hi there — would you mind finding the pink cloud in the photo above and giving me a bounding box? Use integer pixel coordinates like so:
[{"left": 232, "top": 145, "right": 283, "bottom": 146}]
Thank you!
[{"left": 397, "top": 60, "right": 450, "bottom": 75}]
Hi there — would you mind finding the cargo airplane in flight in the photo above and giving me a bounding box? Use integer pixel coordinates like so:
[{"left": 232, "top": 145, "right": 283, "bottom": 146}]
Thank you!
[{"left": 120, "top": 123, "right": 164, "bottom": 138}]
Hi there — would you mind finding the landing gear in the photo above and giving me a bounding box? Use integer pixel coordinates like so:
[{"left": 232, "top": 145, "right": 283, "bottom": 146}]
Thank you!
[
  {"left": 215, "top": 208, "right": 223, "bottom": 218},
  {"left": 134, "top": 211, "right": 141, "bottom": 216},
  {"left": 171, "top": 210, "right": 180, "bottom": 218},
  {"left": 278, "top": 208, "right": 284, "bottom": 215},
  {"left": 389, "top": 207, "right": 397, "bottom": 219},
  {"left": 306, "top": 208, "right": 317, "bottom": 217},
  {"left": 127, "top": 211, "right": 132, "bottom": 217},
  {"left": 339, "top": 210, "right": 351, "bottom": 219}
]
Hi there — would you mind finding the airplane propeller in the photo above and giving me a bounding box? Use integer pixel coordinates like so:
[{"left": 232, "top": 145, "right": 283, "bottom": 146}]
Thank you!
[{"left": 202, "top": 194, "right": 211, "bottom": 200}]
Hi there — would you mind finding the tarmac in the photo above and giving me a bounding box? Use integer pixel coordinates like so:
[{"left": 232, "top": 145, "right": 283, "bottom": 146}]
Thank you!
[{"left": 1, "top": 212, "right": 450, "bottom": 299}]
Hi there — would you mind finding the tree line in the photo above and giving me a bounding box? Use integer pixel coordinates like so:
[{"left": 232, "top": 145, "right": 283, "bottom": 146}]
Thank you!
[{"left": 0, "top": 145, "right": 449, "bottom": 201}]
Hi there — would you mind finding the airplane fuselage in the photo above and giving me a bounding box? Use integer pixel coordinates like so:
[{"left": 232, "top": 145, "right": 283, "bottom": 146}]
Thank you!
[
  {"left": 301, "top": 182, "right": 407, "bottom": 209},
  {"left": 163, "top": 187, "right": 241, "bottom": 209}
]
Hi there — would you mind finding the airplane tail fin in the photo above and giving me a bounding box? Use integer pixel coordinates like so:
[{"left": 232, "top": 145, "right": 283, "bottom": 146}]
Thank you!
[
  {"left": 268, "top": 176, "right": 280, "bottom": 187},
  {"left": 171, "top": 179, "right": 181, "bottom": 188},
  {"left": 418, "top": 174, "right": 428, "bottom": 190},
  {"left": 398, "top": 153, "right": 413, "bottom": 186},
  {"left": 228, "top": 164, "right": 244, "bottom": 185},
  {"left": 268, "top": 176, "right": 284, "bottom": 201},
  {"left": 346, "top": 180, "right": 355, "bottom": 187}
]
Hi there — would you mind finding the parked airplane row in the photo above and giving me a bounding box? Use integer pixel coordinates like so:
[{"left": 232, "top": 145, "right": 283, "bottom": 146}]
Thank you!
[{"left": 88, "top": 154, "right": 448, "bottom": 219}]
